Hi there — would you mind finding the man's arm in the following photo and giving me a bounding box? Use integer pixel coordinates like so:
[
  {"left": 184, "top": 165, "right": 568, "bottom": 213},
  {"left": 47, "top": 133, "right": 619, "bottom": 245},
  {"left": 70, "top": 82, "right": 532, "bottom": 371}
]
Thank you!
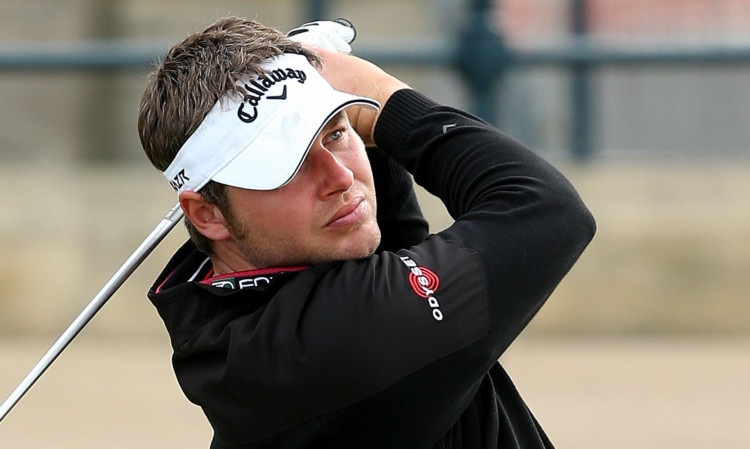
[
  {"left": 375, "top": 89, "right": 596, "bottom": 357},
  {"left": 320, "top": 47, "right": 595, "bottom": 354},
  {"left": 368, "top": 148, "right": 428, "bottom": 252}
]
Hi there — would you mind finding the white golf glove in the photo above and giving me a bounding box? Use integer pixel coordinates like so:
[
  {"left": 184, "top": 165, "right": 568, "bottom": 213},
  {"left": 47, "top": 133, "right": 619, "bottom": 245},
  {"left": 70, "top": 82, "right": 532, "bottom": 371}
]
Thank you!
[{"left": 287, "top": 18, "right": 356, "bottom": 54}]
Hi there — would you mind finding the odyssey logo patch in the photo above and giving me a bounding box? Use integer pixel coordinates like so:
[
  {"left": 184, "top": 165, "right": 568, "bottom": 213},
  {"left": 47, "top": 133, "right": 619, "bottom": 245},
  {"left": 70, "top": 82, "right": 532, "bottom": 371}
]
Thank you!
[
  {"left": 408, "top": 266, "right": 440, "bottom": 299},
  {"left": 399, "top": 256, "right": 444, "bottom": 321}
]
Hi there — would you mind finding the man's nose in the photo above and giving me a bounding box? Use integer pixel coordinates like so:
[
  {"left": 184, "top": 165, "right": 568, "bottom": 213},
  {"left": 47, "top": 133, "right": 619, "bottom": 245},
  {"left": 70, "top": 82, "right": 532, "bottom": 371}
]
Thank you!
[{"left": 310, "top": 147, "right": 354, "bottom": 198}]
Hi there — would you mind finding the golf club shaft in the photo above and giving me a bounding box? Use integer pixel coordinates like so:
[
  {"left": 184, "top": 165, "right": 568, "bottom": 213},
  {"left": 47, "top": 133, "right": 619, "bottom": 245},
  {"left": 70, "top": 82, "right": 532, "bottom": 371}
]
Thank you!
[{"left": 0, "top": 202, "right": 184, "bottom": 422}]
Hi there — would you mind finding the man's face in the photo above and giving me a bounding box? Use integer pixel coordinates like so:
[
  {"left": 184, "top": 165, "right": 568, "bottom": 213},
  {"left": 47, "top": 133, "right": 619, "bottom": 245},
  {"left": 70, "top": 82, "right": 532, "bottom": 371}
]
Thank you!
[{"left": 219, "top": 111, "right": 381, "bottom": 269}]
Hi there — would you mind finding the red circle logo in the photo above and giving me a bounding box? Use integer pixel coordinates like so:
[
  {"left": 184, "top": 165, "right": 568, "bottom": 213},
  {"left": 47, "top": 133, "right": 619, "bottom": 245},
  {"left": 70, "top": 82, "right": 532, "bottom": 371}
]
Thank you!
[{"left": 408, "top": 266, "right": 440, "bottom": 298}]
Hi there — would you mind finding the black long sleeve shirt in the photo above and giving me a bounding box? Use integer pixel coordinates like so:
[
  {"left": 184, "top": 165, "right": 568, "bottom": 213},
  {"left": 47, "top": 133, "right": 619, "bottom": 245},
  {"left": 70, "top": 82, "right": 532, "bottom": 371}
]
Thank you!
[{"left": 148, "top": 89, "right": 596, "bottom": 448}]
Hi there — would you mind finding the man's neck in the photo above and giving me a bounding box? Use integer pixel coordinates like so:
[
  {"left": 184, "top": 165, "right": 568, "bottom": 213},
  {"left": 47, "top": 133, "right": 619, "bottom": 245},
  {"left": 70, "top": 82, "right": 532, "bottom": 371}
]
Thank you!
[{"left": 209, "top": 242, "right": 258, "bottom": 276}]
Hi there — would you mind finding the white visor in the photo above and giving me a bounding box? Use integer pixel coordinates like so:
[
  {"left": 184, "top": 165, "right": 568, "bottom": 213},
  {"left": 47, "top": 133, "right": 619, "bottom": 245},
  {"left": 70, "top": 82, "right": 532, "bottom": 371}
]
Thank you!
[{"left": 163, "top": 53, "right": 379, "bottom": 193}]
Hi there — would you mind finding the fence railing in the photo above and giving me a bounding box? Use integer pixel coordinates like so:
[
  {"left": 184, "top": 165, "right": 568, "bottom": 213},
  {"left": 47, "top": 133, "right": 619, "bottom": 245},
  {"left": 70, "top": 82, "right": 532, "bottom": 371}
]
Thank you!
[{"left": 2, "top": 0, "right": 750, "bottom": 159}]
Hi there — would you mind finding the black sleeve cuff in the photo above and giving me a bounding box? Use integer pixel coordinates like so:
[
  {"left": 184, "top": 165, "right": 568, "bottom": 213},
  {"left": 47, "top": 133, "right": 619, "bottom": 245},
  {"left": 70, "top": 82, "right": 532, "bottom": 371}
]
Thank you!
[{"left": 372, "top": 89, "right": 437, "bottom": 156}]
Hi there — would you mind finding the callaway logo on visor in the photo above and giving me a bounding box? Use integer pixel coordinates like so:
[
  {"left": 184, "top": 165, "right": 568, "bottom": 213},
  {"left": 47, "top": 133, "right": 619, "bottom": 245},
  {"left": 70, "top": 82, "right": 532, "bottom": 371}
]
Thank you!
[{"left": 238, "top": 67, "right": 307, "bottom": 123}]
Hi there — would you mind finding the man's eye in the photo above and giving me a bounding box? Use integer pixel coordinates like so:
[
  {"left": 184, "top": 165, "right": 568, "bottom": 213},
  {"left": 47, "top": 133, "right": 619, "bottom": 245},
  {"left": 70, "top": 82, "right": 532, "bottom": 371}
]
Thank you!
[{"left": 330, "top": 130, "right": 343, "bottom": 141}]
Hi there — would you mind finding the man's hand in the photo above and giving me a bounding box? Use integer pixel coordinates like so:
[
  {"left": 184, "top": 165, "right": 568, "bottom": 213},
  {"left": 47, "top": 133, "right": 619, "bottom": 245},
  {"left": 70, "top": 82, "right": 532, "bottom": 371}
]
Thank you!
[
  {"left": 288, "top": 19, "right": 410, "bottom": 146},
  {"left": 315, "top": 48, "right": 410, "bottom": 146}
]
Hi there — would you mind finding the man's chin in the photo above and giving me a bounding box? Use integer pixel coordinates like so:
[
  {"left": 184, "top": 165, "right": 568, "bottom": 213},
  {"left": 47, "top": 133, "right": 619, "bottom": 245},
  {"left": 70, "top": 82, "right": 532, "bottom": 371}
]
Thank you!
[{"left": 321, "top": 227, "right": 381, "bottom": 263}]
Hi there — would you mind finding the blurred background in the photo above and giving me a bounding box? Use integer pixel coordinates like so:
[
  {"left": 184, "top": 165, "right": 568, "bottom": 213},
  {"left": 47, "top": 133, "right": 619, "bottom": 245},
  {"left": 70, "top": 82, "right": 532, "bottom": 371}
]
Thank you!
[{"left": 1, "top": 0, "right": 748, "bottom": 447}]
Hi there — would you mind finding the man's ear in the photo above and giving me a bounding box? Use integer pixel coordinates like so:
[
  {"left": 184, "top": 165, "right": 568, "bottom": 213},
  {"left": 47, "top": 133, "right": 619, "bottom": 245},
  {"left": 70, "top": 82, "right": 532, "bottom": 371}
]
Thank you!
[{"left": 179, "top": 191, "right": 232, "bottom": 241}]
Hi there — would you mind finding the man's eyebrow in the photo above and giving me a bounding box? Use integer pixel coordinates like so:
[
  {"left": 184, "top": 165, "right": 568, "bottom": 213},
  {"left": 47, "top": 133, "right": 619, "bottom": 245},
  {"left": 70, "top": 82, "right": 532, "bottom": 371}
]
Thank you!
[{"left": 322, "top": 110, "right": 349, "bottom": 131}]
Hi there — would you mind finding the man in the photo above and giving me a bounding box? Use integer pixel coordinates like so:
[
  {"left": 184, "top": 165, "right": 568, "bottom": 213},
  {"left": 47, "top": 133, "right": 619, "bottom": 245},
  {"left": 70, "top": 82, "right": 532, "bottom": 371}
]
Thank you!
[{"left": 138, "top": 16, "right": 595, "bottom": 449}]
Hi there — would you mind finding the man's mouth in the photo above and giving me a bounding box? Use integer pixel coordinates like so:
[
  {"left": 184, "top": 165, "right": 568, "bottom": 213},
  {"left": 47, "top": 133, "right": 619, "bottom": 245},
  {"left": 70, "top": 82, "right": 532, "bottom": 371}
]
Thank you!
[{"left": 326, "top": 197, "right": 367, "bottom": 229}]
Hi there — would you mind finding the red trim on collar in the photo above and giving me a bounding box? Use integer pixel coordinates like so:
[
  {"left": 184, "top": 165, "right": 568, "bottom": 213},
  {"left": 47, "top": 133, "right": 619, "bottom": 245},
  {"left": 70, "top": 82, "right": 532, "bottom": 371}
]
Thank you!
[
  {"left": 155, "top": 269, "right": 176, "bottom": 294},
  {"left": 201, "top": 266, "right": 308, "bottom": 285}
]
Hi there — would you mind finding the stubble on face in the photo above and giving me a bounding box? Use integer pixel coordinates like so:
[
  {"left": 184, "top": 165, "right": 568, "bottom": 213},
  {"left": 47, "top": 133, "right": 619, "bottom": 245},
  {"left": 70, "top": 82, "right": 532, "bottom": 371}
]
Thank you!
[{"left": 221, "top": 185, "right": 381, "bottom": 269}]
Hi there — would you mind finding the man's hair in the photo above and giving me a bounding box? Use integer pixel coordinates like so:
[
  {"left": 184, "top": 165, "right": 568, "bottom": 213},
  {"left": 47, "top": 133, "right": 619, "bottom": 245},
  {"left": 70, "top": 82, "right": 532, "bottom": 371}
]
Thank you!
[{"left": 138, "top": 16, "right": 321, "bottom": 254}]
